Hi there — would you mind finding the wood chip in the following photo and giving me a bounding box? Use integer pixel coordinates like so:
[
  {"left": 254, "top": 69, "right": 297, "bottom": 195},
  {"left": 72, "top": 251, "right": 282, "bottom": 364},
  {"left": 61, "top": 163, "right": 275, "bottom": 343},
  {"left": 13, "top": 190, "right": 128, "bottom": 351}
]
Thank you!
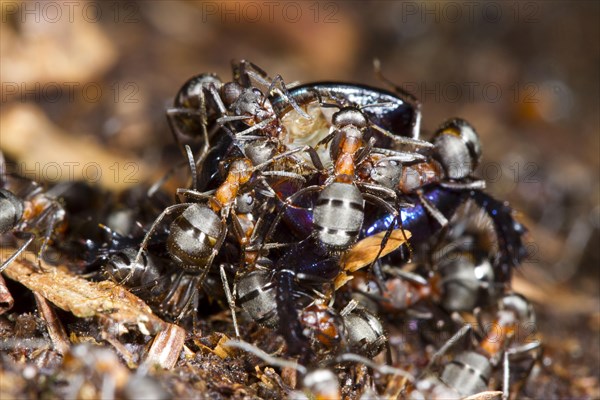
[
  {"left": 33, "top": 292, "right": 70, "bottom": 355},
  {"left": 144, "top": 323, "right": 186, "bottom": 369},
  {"left": 463, "top": 391, "right": 503, "bottom": 400},
  {"left": 1, "top": 249, "right": 167, "bottom": 336},
  {"left": 0, "top": 275, "right": 14, "bottom": 315}
]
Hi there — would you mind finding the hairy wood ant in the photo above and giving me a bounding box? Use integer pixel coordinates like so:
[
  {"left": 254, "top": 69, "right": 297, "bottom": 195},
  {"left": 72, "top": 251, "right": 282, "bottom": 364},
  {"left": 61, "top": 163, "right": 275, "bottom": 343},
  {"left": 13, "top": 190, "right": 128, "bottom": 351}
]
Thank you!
[
  {"left": 0, "top": 154, "right": 67, "bottom": 272},
  {"left": 412, "top": 292, "right": 540, "bottom": 399}
]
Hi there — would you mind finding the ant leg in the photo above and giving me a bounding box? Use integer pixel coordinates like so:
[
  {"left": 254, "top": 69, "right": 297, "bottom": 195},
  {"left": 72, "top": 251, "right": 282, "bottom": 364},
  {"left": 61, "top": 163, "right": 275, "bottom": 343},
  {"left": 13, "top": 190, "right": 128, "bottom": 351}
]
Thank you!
[
  {"left": 364, "top": 192, "right": 411, "bottom": 246},
  {"left": 261, "top": 185, "right": 321, "bottom": 246},
  {"left": 371, "top": 260, "right": 388, "bottom": 294},
  {"left": 357, "top": 182, "right": 415, "bottom": 207},
  {"left": 217, "top": 115, "right": 253, "bottom": 124},
  {"left": 260, "top": 170, "right": 307, "bottom": 184},
  {"left": 503, "top": 351, "right": 510, "bottom": 400},
  {"left": 417, "top": 190, "right": 449, "bottom": 228},
  {"left": 134, "top": 203, "right": 193, "bottom": 265},
  {"left": 117, "top": 248, "right": 148, "bottom": 285},
  {"left": 190, "top": 86, "right": 229, "bottom": 185},
  {"left": 230, "top": 211, "right": 246, "bottom": 244},
  {"left": 246, "top": 199, "right": 272, "bottom": 244},
  {"left": 161, "top": 270, "right": 185, "bottom": 308},
  {"left": 184, "top": 145, "right": 198, "bottom": 191},
  {"left": 207, "top": 84, "right": 227, "bottom": 115},
  {"left": 372, "top": 147, "right": 427, "bottom": 162},
  {"left": 192, "top": 290, "right": 201, "bottom": 334},
  {"left": 340, "top": 299, "right": 359, "bottom": 316},
  {"left": 251, "top": 145, "right": 315, "bottom": 171},
  {"left": 0, "top": 232, "right": 35, "bottom": 273},
  {"left": 250, "top": 176, "right": 279, "bottom": 200},
  {"left": 36, "top": 206, "right": 60, "bottom": 271},
  {"left": 229, "top": 211, "right": 249, "bottom": 267},
  {"left": 363, "top": 194, "right": 402, "bottom": 274},
  {"left": 147, "top": 159, "right": 188, "bottom": 198},
  {"left": 373, "top": 59, "right": 422, "bottom": 140},
  {"left": 196, "top": 221, "right": 227, "bottom": 289},
  {"left": 316, "top": 130, "right": 337, "bottom": 149},
  {"left": 275, "top": 269, "right": 311, "bottom": 359},
  {"left": 384, "top": 266, "right": 430, "bottom": 286},
  {"left": 421, "top": 324, "right": 472, "bottom": 377},
  {"left": 224, "top": 339, "right": 308, "bottom": 375},
  {"left": 440, "top": 180, "right": 486, "bottom": 190},
  {"left": 354, "top": 137, "right": 376, "bottom": 166},
  {"left": 268, "top": 75, "right": 311, "bottom": 120},
  {"left": 193, "top": 86, "right": 212, "bottom": 175},
  {"left": 235, "top": 59, "right": 271, "bottom": 87},
  {"left": 305, "top": 146, "right": 325, "bottom": 171},
  {"left": 220, "top": 116, "right": 276, "bottom": 139},
  {"left": 504, "top": 341, "right": 542, "bottom": 399},
  {"left": 175, "top": 189, "right": 220, "bottom": 209},
  {"left": 370, "top": 123, "right": 433, "bottom": 148},
  {"left": 175, "top": 275, "right": 200, "bottom": 324},
  {"left": 220, "top": 264, "right": 240, "bottom": 337},
  {"left": 129, "top": 273, "right": 170, "bottom": 294}
]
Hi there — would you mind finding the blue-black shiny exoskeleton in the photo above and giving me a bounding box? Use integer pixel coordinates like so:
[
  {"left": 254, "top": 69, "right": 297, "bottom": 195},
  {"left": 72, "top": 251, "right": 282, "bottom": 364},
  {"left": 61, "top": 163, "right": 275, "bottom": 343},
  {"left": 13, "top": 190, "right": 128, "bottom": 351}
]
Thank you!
[
  {"left": 271, "top": 81, "right": 422, "bottom": 144},
  {"left": 274, "top": 86, "right": 526, "bottom": 282},
  {"left": 364, "top": 187, "right": 527, "bottom": 282},
  {"left": 237, "top": 238, "right": 340, "bottom": 362},
  {"left": 236, "top": 239, "right": 387, "bottom": 363},
  {"left": 158, "top": 63, "right": 532, "bottom": 370}
]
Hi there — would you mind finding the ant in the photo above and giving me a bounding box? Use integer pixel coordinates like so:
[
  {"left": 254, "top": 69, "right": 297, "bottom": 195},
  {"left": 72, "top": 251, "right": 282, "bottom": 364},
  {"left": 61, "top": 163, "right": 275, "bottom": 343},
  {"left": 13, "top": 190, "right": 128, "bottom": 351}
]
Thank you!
[
  {"left": 412, "top": 292, "right": 540, "bottom": 399},
  {"left": 364, "top": 119, "right": 527, "bottom": 282},
  {"left": 225, "top": 339, "right": 414, "bottom": 398},
  {"left": 167, "top": 60, "right": 310, "bottom": 170},
  {"left": 133, "top": 145, "right": 309, "bottom": 326},
  {"left": 0, "top": 153, "right": 67, "bottom": 272}
]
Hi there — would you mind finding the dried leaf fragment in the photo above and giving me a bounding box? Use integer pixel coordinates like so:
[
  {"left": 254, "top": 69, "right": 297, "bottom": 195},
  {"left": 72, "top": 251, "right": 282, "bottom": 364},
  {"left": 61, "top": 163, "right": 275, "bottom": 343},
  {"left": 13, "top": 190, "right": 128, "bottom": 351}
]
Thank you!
[{"left": 341, "top": 229, "right": 412, "bottom": 272}]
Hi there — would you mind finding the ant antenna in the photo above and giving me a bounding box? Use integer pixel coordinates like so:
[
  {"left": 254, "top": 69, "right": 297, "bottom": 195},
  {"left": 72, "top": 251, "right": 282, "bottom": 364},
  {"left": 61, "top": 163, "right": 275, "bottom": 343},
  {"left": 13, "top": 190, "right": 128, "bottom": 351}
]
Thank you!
[
  {"left": 334, "top": 353, "right": 415, "bottom": 382},
  {"left": 373, "top": 59, "right": 422, "bottom": 139},
  {"left": 184, "top": 145, "right": 198, "bottom": 191},
  {"left": 224, "top": 339, "right": 307, "bottom": 375},
  {"left": 311, "top": 89, "right": 340, "bottom": 110}
]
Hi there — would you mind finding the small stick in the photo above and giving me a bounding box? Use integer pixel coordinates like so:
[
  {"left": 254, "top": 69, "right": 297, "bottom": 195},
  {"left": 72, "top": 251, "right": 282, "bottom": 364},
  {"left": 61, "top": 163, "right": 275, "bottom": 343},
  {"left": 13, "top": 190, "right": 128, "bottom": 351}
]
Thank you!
[{"left": 33, "top": 291, "right": 69, "bottom": 355}]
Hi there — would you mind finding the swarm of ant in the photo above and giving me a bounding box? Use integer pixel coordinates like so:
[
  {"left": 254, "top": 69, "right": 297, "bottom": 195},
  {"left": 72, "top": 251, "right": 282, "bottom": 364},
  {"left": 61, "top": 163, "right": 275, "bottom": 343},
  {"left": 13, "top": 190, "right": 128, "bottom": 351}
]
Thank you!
[{"left": 1, "top": 60, "right": 542, "bottom": 399}]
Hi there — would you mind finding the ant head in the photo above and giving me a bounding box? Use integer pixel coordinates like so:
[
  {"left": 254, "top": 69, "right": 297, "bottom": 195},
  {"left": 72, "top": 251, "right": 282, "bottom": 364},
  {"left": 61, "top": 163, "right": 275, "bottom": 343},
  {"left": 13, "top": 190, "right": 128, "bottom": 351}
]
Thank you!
[
  {"left": 221, "top": 82, "right": 243, "bottom": 107},
  {"left": 332, "top": 107, "right": 368, "bottom": 129},
  {"left": 244, "top": 140, "right": 278, "bottom": 166},
  {"left": 498, "top": 292, "right": 536, "bottom": 327},
  {"left": 174, "top": 73, "right": 221, "bottom": 108}
]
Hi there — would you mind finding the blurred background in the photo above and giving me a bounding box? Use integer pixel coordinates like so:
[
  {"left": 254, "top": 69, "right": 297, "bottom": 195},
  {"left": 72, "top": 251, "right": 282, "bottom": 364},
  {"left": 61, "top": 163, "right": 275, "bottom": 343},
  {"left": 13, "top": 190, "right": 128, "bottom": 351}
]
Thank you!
[{"left": 1, "top": 1, "right": 598, "bottom": 397}]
